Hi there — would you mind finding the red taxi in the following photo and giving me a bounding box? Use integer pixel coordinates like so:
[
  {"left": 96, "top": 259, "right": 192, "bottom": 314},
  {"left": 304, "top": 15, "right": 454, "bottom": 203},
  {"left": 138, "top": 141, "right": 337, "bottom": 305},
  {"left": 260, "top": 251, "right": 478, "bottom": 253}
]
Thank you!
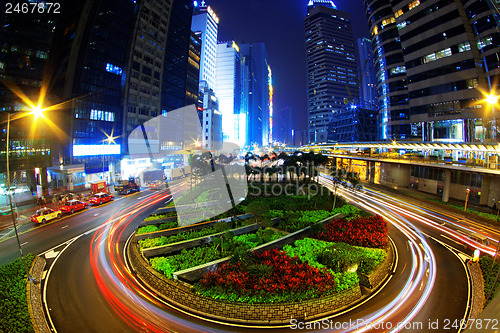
[
  {"left": 60, "top": 199, "right": 89, "bottom": 214},
  {"left": 89, "top": 192, "right": 114, "bottom": 205}
]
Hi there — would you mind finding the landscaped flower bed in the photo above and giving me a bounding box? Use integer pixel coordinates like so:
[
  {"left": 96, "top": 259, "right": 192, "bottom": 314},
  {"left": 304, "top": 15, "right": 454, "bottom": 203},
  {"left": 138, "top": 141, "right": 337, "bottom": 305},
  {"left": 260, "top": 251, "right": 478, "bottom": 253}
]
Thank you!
[
  {"left": 312, "top": 215, "right": 388, "bottom": 248},
  {"left": 136, "top": 220, "right": 178, "bottom": 234},
  {"left": 269, "top": 210, "right": 335, "bottom": 232},
  {"left": 149, "top": 228, "right": 285, "bottom": 278},
  {"left": 193, "top": 248, "right": 337, "bottom": 303},
  {"left": 284, "top": 238, "right": 386, "bottom": 289},
  {"left": 138, "top": 222, "right": 232, "bottom": 250}
]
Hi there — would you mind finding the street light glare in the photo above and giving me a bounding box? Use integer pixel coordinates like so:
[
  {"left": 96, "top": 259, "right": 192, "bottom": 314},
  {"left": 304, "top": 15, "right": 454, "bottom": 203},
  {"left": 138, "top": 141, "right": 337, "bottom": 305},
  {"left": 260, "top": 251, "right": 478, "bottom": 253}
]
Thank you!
[
  {"left": 32, "top": 105, "right": 44, "bottom": 118},
  {"left": 485, "top": 94, "right": 498, "bottom": 105}
]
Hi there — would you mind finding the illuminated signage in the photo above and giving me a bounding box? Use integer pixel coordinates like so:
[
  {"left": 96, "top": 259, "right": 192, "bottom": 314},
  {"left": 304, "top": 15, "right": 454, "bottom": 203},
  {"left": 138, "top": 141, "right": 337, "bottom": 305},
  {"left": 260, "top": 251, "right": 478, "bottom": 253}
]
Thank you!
[
  {"left": 268, "top": 65, "right": 273, "bottom": 142},
  {"left": 73, "top": 144, "right": 121, "bottom": 157}
]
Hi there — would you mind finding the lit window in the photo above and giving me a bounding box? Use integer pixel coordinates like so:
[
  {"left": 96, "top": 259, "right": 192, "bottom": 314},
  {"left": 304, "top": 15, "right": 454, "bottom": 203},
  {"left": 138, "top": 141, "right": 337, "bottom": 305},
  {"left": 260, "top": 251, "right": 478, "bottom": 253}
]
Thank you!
[
  {"left": 477, "top": 36, "right": 493, "bottom": 50},
  {"left": 381, "top": 17, "right": 395, "bottom": 27},
  {"left": 466, "top": 78, "right": 478, "bottom": 89},
  {"left": 436, "top": 48, "right": 452, "bottom": 59},
  {"left": 395, "top": 9, "right": 404, "bottom": 18},
  {"left": 409, "top": 0, "right": 420, "bottom": 10},
  {"left": 105, "top": 63, "right": 123, "bottom": 75},
  {"left": 423, "top": 53, "right": 436, "bottom": 63},
  {"left": 397, "top": 21, "right": 407, "bottom": 30},
  {"left": 390, "top": 66, "right": 406, "bottom": 74},
  {"left": 458, "top": 42, "right": 471, "bottom": 52}
]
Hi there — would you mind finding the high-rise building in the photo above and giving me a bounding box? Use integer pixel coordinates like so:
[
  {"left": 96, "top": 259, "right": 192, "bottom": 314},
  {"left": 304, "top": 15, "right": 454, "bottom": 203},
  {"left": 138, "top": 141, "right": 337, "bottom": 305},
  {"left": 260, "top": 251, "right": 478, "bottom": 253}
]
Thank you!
[
  {"left": 215, "top": 41, "right": 246, "bottom": 146},
  {"left": 124, "top": 0, "right": 173, "bottom": 155},
  {"left": 0, "top": 11, "right": 57, "bottom": 191},
  {"left": 160, "top": 0, "right": 194, "bottom": 112},
  {"left": 364, "top": 0, "right": 500, "bottom": 142},
  {"left": 199, "top": 81, "right": 222, "bottom": 151},
  {"left": 185, "top": 32, "right": 202, "bottom": 107},
  {"left": 239, "top": 43, "right": 271, "bottom": 146},
  {"left": 46, "top": 0, "right": 196, "bottom": 186},
  {"left": 304, "top": 1, "right": 358, "bottom": 144},
  {"left": 47, "top": 0, "right": 138, "bottom": 186},
  {"left": 327, "top": 104, "right": 378, "bottom": 142},
  {"left": 275, "top": 106, "right": 294, "bottom": 145},
  {"left": 357, "top": 37, "right": 378, "bottom": 110},
  {"left": 191, "top": 1, "right": 219, "bottom": 91}
]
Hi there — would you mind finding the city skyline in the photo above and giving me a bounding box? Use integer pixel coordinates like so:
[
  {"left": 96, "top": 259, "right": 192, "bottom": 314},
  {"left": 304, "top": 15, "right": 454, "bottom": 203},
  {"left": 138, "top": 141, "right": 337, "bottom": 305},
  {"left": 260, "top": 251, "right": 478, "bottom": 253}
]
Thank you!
[{"left": 209, "top": 0, "right": 371, "bottom": 133}]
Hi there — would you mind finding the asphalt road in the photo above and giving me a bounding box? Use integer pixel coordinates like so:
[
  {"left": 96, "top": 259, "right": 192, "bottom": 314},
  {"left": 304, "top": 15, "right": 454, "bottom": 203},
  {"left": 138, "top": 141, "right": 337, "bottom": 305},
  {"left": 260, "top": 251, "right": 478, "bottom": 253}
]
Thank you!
[
  {"left": 41, "top": 180, "right": 477, "bottom": 333},
  {"left": 0, "top": 180, "right": 486, "bottom": 332}
]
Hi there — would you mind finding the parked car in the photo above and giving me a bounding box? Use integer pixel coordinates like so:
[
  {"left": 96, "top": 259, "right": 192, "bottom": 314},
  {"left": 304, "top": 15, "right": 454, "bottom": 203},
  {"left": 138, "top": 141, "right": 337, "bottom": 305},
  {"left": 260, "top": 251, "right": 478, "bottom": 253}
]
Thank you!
[
  {"left": 31, "top": 207, "right": 62, "bottom": 224},
  {"left": 89, "top": 192, "right": 114, "bottom": 205},
  {"left": 60, "top": 199, "right": 89, "bottom": 214}
]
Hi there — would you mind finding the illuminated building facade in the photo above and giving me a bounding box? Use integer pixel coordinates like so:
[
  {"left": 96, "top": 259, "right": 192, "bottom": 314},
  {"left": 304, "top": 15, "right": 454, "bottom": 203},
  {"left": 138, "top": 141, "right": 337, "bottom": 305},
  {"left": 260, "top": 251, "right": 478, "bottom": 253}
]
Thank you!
[
  {"left": 357, "top": 37, "right": 378, "bottom": 111},
  {"left": 327, "top": 102, "right": 378, "bottom": 141},
  {"left": 364, "top": 0, "right": 500, "bottom": 142},
  {"left": 191, "top": 1, "right": 219, "bottom": 91},
  {"left": 304, "top": 1, "right": 358, "bottom": 144},
  {"left": 47, "top": 0, "right": 138, "bottom": 184},
  {"left": 215, "top": 41, "right": 246, "bottom": 146},
  {"left": 0, "top": 11, "right": 55, "bottom": 189},
  {"left": 199, "top": 81, "right": 222, "bottom": 150},
  {"left": 186, "top": 32, "right": 201, "bottom": 107},
  {"left": 239, "top": 43, "right": 271, "bottom": 146}
]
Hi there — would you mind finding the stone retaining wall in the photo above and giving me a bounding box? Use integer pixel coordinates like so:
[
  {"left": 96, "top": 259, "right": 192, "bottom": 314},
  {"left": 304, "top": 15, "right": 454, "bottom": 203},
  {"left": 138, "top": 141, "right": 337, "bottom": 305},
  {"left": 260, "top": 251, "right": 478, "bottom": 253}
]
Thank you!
[{"left": 128, "top": 237, "right": 362, "bottom": 324}]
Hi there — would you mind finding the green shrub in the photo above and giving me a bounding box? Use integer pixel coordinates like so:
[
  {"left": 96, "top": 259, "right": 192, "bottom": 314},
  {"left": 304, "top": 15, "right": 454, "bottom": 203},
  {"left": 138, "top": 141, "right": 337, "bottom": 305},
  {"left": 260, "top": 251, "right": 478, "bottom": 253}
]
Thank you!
[
  {"left": 0, "top": 254, "right": 36, "bottom": 333},
  {"left": 479, "top": 256, "right": 500, "bottom": 306},
  {"left": 150, "top": 228, "right": 285, "bottom": 277},
  {"left": 138, "top": 222, "right": 232, "bottom": 250},
  {"left": 283, "top": 238, "right": 386, "bottom": 291},
  {"left": 277, "top": 210, "right": 333, "bottom": 232}
]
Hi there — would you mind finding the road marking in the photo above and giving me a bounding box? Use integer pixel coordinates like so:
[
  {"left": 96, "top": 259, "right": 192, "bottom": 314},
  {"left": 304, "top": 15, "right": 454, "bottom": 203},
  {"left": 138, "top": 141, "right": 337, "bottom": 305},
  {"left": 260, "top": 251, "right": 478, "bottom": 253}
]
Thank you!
[
  {"left": 21, "top": 242, "right": 28, "bottom": 246},
  {"left": 0, "top": 229, "right": 15, "bottom": 241},
  {"left": 440, "top": 234, "right": 465, "bottom": 247},
  {"left": 93, "top": 213, "right": 100, "bottom": 216},
  {"left": 44, "top": 250, "right": 59, "bottom": 259},
  {"left": 61, "top": 225, "right": 68, "bottom": 229}
]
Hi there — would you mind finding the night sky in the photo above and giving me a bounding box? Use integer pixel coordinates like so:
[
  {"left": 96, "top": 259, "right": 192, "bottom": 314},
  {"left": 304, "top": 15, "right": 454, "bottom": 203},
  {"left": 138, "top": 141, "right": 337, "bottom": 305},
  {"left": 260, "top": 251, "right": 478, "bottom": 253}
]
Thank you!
[{"left": 209, "top": 0, "right": 370, "bottom": 135}]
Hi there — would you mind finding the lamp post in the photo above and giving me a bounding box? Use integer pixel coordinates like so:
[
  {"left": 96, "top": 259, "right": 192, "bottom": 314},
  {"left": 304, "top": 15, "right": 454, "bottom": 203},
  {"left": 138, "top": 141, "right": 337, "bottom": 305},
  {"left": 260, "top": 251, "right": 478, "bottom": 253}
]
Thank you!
[
  {"left": 464, "top": 188, "right": 470, "bottom": 212},
  {"left": 5, "top": 110, "right": 42, "bottom": 283}
]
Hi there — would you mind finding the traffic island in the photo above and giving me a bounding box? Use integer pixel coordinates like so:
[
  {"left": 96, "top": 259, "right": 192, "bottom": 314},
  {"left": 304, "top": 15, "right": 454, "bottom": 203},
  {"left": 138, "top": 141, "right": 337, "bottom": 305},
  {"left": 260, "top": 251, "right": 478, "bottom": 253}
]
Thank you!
[
  {"left": 128, "top": 236, "right": 367, "bottom": 324},
  {"left": 126, "top": 205, "right": 397, "bottom": 325}
]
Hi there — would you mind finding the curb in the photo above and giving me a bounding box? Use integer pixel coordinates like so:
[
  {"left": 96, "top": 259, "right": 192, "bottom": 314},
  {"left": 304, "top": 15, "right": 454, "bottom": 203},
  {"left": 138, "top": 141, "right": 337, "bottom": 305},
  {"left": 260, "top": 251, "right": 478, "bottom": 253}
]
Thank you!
[
  {"left": 27, "top": 256, "right": 51, "bottom": 333},
  {"left": 467, "top": 261, "right": 485, "bottom": 320}
]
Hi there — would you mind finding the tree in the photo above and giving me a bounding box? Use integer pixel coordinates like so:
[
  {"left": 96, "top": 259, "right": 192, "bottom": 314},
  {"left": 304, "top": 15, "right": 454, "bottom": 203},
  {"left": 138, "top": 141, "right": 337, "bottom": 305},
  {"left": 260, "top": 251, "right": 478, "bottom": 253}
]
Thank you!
[{"left": 329, "top": 164, "right": 345, "bottom": 211}]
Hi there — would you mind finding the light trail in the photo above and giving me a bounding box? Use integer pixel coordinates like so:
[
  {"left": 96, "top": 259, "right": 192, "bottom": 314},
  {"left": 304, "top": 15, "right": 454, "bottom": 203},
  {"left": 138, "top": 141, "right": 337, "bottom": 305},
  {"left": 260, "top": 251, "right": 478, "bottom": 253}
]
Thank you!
[{"left": 82, "top": 175, "right": 471, "bottom": 332}]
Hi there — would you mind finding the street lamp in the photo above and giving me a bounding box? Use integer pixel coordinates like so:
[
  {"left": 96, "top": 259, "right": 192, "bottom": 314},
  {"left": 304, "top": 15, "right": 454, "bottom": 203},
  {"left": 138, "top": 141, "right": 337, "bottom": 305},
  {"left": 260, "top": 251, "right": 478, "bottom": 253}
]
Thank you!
[
  {"left": 464, "top": 188, "right": 471, "bottom": 212},
  {"left": 5, "top": 107, "right": 44, "bottom": 283},
  {"left": 483, "top": 92, "right": 498, "bottom": 141}
]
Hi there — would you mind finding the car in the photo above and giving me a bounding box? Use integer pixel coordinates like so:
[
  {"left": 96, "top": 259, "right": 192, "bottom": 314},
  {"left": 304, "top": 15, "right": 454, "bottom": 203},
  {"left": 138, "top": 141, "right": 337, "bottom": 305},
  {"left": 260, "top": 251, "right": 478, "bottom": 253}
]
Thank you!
[
  {"left": 89, "top": 192, "right": 114, "bottom": 205},
  {"left": 147, "top": 180, "right": 164, "bottom": 190},
  {"left": 31, "top": 207, "right": 62, "bottom": 224},
  {"left": 60, "top": 199, "right": 89, "bottom": 214}
]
